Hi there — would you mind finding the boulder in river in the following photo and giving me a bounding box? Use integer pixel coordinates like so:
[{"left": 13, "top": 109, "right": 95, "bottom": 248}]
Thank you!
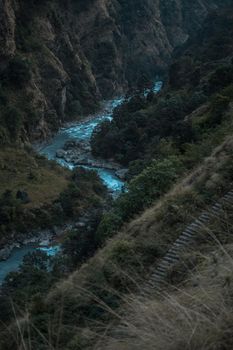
[
  {"left": 73, "top": 156, "right": 90, "bottom": 165},
  {"left": 56, "top": 149, "right": 67, "bottom": 158},
  {"left": 64, "top": 140, "right": 81, "bottom": 150},
  {"left": 0, "top": 246, "right": 12, "bottom": 261},
  {"left": 116, "top": 169, "right": 128, "bottom": 180},
  {"left": 64, "top": 140, "right": 91, "bottom": 153}
]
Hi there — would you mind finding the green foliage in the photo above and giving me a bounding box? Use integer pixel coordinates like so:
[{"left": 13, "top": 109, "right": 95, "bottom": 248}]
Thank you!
[
  {"left": 63, "top": 210, "right": 102, "bottom": 269},
  {"left": 59, "top": 183, "right": 82, "bottom": 217},
  {"left": 96, "top": 157, "right": 184, "bottom": 244},
  {"left": 91, "top": 10, "right": 233, "bottom": 168},
  {"left": 116, "top": 156, "right": 184, "bottom": 220},
  {"left": 91, "top": 119, "right": 122, "bottom": 160},
  {"left": 107, "top": 240, "right": 136, "bottom": 266},
  {"left": 59, "top": 168, "right": 106, "bottom": 218},
  {"left": 91, "top": 90, "right": 198, "bottom": 165},
  {"left": 96, "top": 212, "right": 123, "bottom": 245},
  {"left": 1, "top": 250, "right": 56, "bottom": 310},
  {"left": 0, "top": 190, "right": 21, "bottom": 225},
  {"left": 95, "top": 77, "right": 233, "bottom": 244}
]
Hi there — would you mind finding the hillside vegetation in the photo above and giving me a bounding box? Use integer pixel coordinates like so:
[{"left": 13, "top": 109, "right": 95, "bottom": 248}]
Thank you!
[
  {"left": 0, "top": 147, "right": 107, "bottom": 246},
  {"left": 92, "top": 8, "right": 233, "bottom": 244},
  {"left": 100, "top": 206, "right": 233, "bottom": 350},
  {"left": 1, "top": 120, "right": 232, "bottom": 350}
]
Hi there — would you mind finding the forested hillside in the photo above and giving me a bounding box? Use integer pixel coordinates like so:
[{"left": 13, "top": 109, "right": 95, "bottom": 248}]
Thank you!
[{"left": 90, "top": 8, "right": 233, "bottom": 235}]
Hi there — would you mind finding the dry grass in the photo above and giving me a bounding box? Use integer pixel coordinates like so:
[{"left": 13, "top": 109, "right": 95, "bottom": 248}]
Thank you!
[
  {"left": 1, "top": 136, "right": 233, "bottom": 350},
  {"left": 100, "top": 269, "right": 233, "bottom": 350},
  {"left": 0, "top": 148, "right": 69, "bottom": 207},
  {"left": 97, "top": 213, "right": 233, "bottom": 350},
  {"left": 42, "top": 136, "right": 233, "bottom": 348},
  {"left": 5, "top": 224, "right": 233, "bottom": 350}
]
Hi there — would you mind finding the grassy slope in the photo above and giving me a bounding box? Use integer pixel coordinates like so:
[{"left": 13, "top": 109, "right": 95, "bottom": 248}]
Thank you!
[
  {"left": 102, "top": 251, "right": 233, "bottom": 349},
  {"left": 99, "top": 196, "right": 233, "bottom": 350},
  {"left": 4, "top": 132, "right": 230, "bottom": 350},
  {"left": 0, "top": 148, "right": 69, "bottom": 206},
  {"left": 0, "top": 146, "right": 107, "bottom": 246}
]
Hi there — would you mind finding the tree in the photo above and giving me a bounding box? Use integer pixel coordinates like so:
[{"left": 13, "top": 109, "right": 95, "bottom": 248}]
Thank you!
[{"left": 118, "top": 157, "right": 184, "bottom": 219}]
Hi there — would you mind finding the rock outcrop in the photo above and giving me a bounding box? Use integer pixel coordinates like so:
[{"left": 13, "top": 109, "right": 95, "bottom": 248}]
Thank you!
[{"left": 0, "top": 0, "right": 231, "bottom": 140}]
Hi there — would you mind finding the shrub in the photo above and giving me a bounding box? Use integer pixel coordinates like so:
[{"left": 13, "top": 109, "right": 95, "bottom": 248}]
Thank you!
[
  {"left": 96, "top": 156, "right": 185, "bottom": 243},
  {"left": 0, "top": 190, "right": 21, "bottom": 227},
  {"left": 107, "top": 240, "right": 136, "bottom": 267},
  {"left": 91, "top": 120, "right": 120, "bottom": 159},
  {"left": 96, "top": 212, "right": 123, "bottom": 245},
  {"left": 63, "top": 210, "right": 102, "bottom": 268},
  {"left": 116, "top": 156, "right": 184, "bottom": 220},
  {"left": 59, "top": 183, "right": 82, "bottom": 217},
  {"left": 59, "top": 168, "right": 106, "bottom": 218}
]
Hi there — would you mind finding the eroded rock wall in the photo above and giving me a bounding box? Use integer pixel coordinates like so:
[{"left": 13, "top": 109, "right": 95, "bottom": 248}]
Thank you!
[{"left": 0, "top": 0, "right": 231, "bottom": 140}]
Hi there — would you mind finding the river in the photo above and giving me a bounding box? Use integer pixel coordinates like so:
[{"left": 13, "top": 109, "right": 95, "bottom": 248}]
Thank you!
[
  {"left": 0, "top": 244, "right": 60, "bottom": 283},
  {"left": 38, "top": 97, "right": 125, "bottom": 192},
  {"left": 0, "top": 80, "right": 163, "bottom": 284}
]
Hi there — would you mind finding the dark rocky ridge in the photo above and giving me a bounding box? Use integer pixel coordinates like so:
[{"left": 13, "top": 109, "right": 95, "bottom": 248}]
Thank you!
[{"left": 0, "top": 0, "right": 231, "bottom": 140}]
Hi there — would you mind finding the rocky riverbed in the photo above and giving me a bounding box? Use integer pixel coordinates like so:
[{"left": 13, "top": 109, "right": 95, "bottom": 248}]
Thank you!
[
  {"left": 0, "top": 224, "right": 70, "bottom": 262},
  {"left": 0, "top": 212, "right": 96, "bottom": 283},
  {"left": 38, "top": 96, "right": 127, "bottom": 192},
  {"left": 55, "top": 140, "right": 128, "bottom": 180},
  {"left": 56, "top": 140, "right": 121, "bottom": 171}
]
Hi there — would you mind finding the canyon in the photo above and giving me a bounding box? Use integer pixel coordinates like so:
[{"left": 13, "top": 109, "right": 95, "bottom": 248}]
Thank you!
[
  {"left": 0, "top": 0, "right": 231, "bottom": 141},
  {"left": 0, "top": 2, "right": 233, "bottom": 349}
]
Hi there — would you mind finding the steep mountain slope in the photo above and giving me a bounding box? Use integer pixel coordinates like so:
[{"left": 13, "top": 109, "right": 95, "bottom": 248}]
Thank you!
[
  {"left": 0, "top": 0, "right": 231, "bottom": 141},
  {"left": 0, "top": 6, "right": 233, "bottom": 350},
  {"left": 92, "top": 6, "right": 233, "bottom": 165}
]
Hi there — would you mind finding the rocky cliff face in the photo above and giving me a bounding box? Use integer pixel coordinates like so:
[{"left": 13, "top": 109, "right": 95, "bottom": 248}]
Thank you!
[
  {"left": 0, "top": 0, "right": 231, "bottom": 140},
  {"left": 0, "top": 0, "right": 15, "bottom": 61}
]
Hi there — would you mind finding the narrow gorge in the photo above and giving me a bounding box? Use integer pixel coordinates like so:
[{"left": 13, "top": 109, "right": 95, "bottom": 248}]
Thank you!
[
  {"left": 1, "top": 0, "right": 231, "bottom": 140},
  {"left": 0, "top": 1, "right": 233, "bottom": 350}
]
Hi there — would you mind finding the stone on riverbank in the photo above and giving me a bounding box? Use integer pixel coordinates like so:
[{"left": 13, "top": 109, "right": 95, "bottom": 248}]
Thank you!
[
  {"left": 56, "top": 149, "right": 67, "bottom": 158},
  {"left": 116, "top": 169, "right": 128, "bottom": 180}
]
